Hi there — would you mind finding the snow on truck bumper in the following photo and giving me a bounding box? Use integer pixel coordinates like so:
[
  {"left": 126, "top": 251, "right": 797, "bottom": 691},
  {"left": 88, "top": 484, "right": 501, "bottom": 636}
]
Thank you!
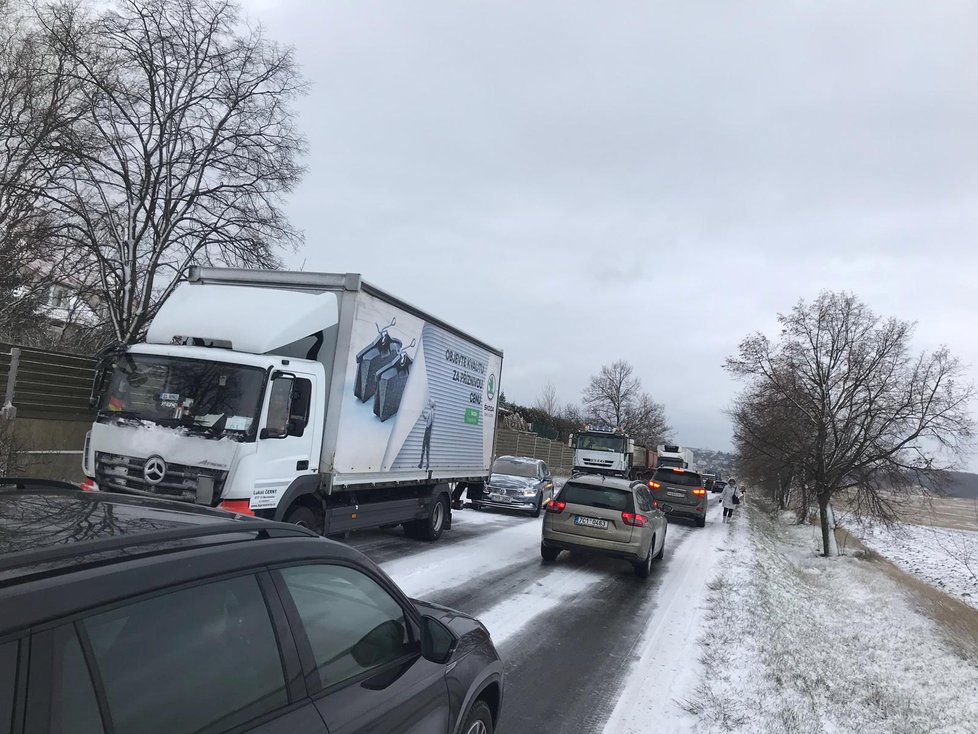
[{"left": 88, "top": 422, "right": 239, "bottom": 505}]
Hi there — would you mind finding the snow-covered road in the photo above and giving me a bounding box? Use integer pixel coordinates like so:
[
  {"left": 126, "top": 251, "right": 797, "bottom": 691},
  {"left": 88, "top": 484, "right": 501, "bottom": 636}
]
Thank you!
[{"left": 348, "top": 498, "right": 732, "bottom": 733}]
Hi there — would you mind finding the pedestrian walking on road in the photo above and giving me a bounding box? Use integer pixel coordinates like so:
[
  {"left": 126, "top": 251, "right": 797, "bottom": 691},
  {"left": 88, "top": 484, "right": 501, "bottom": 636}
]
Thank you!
[{"left": 720, "top": 478, "right": 742, "bottom": 523}]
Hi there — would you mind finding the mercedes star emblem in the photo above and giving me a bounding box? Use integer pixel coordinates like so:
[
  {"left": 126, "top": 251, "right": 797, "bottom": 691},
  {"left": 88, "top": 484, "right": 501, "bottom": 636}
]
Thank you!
[{"left": 143, "top": 455, "right": 167, "bottom": 486}]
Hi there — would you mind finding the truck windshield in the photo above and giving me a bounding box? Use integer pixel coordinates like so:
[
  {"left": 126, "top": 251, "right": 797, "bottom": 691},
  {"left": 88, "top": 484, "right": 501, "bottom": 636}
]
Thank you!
[
  {"left": 576, "top": 434, "right": 624, "bottom": 452},
  {"left": 100, "top": 354, "right": 265, "bottom": 439}
]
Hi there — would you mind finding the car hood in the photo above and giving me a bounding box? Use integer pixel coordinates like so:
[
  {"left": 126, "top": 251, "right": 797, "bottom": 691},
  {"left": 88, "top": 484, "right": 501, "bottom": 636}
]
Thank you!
[
  {"left": 488, "top": 473, "right": 538, "bottom": 490},
  {"left": 413, "top": 598, "right": 496, "bottom": 658}
]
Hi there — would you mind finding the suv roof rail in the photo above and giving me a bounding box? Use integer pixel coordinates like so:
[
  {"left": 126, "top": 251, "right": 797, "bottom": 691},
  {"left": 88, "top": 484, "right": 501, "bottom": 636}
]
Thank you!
[
  {"left": 0, "top": 477, "right": 81, "bottom": 492},
  {"left": 0, "top": 518, "right": 320, "bottom": 581}
]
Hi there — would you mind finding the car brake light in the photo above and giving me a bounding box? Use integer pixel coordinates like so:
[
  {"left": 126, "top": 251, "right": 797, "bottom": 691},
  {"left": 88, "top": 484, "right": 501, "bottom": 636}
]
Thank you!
[
  {"left": 648, "top": 481, "right": 661, "bottom": 489},
  {"left": 547, "top": 500, "right": 566, "bottom": 514},
  {"left": 79, "top": 478, "right": 98, "bottom": 492},
  {"left": 692, "top": 488, "right": 706, "bottom": 496},
  {"left": 219, "top": 500, "right": 256, "bottom": 516},
  {"left": 672, "top": 468, "right": 685, "bottom": 473},
  {"left": 621, "top": 511, "right": 648, "bottom": 527}
]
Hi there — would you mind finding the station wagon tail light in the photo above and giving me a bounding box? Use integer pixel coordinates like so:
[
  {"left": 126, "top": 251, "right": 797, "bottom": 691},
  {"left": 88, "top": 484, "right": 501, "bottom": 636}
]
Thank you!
[
  {"left": 648, "top": 481, "right": 661, "bottom": 489},
  {"left": 692, "top": 488, "right": 707, "bottom": 496},
  {"left": 547, "top": 500, "right": 566, "bottom": 514},
  {"left": 621, "top": 511, "right": 648, "bottom": 527}
]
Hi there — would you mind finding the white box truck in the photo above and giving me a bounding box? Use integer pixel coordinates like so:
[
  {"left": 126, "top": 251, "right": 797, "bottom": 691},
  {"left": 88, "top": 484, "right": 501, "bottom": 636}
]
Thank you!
[
  {"left": 83, "top": 267, "right": 504, "bottom": 541},
  {"left": 656, "top": 444, "right": 694, "bottom": 470}
]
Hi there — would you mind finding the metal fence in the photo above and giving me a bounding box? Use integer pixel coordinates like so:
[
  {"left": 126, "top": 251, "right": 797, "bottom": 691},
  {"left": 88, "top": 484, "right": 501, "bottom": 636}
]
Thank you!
[
  {"left": 0, "top": 343, "right": 96, "bottom": 480},
  {"left": 1, "top": 343, "right": 96, "bottom": 421},
  {"left": 493, "top": 428, "right": 575, "bottom": 475}
]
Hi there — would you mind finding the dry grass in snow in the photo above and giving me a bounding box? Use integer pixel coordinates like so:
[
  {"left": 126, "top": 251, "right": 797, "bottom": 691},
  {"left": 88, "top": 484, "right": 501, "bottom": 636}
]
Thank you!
[{"left": 689, "top": 506, "right": 978, "bottom": 733}]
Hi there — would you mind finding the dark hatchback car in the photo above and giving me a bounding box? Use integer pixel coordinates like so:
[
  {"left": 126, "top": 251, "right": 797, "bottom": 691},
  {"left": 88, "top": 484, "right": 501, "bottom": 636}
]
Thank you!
[
  {"left": 649, "top": 467, "right": 708, "bottom": 527},
  {"left": 0, "top": 480, "right": 503, "bottom": 734}
]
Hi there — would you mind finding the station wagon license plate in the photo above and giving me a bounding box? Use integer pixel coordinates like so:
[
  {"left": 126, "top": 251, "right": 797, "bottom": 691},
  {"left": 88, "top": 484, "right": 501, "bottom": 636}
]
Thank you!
[
  {"left": 667, "top": 491, "right": 685, "bottom": 498},
  {"left": 489, "top": 493, "right": 510, "bottom": 503},
  {"left": 574, "top": 515, "right": 608, "bottom": 529}
]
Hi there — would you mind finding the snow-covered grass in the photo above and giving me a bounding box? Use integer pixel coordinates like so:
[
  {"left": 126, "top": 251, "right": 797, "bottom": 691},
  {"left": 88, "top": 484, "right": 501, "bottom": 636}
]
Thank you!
[
  {"left": 601, "top": 502, "right": 729, "bottom": 734},
  {"left": 689, "top": 506, "right": 978, "bottom": 733},
  {"left": 858, "top": 522, "right": 978, "bottom": 611}
]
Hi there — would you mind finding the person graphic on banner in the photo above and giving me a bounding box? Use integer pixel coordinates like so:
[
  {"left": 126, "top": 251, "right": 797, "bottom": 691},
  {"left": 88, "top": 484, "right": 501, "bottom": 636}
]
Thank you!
[{"left": 418, "top": 399, "right": 436, "bottom": 470}]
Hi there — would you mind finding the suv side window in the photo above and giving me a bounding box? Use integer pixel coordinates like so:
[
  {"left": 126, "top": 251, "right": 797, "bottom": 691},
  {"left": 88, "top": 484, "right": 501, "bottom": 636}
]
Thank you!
[
  {"left": 82, "top": 574, "right": 287, "bottom": 734},
  {"left": 279, "top": 565, "right": 414, "bottom": 689},
  {"left": 0, "top": 641, "right": 18, "bottom": 734},
  {"left": 49, "top": 628, "right": 104, "bottom": 734}
]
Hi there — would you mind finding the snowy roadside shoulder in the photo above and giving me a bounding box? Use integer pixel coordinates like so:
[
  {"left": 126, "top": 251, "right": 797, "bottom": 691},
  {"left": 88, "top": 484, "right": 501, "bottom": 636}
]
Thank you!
[
  {"left": 687, "top": 505, "right": 978, "bottom": 734},
  {"left": 857, "top": 522, "right": 978, "bottom": 611}
]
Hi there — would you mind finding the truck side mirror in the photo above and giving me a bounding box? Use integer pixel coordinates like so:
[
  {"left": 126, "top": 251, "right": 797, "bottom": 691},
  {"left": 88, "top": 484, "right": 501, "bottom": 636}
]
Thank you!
[{"left": 261, "top": 373, "right": 294, "bottom": 439}]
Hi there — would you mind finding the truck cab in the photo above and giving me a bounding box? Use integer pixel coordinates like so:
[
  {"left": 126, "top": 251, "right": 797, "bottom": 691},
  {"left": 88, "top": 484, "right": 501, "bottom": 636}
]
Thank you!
[
  {"left": 573, "top": 427, "right": 633, "bottom": 478},
  {"left": 87, "top": 343, "right": 325, "bottom": 517}
]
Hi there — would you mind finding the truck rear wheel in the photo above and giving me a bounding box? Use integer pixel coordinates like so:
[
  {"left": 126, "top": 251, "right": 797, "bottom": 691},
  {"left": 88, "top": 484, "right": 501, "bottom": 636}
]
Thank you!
[
  {"left": 405, "top": 494, "right": 448, "bottom": 542},
  {"left": 284, "top": 503, "right": 324, "bottom": 535}
]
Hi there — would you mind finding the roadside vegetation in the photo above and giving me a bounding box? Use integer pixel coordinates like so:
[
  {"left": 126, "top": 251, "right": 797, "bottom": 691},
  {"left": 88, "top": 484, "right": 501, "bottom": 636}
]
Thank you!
[
  {"left": 727, "top": 291, "right": 975, "bottom": 557},
  {"left": 689, "top": 504, "right": 978, "bottom": 733}
]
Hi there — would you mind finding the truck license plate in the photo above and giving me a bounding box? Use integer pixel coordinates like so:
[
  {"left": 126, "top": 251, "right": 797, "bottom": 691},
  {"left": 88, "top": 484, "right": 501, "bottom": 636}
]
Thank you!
[{"left": 574, "top": 516, "right": 608, "bottom": 529}]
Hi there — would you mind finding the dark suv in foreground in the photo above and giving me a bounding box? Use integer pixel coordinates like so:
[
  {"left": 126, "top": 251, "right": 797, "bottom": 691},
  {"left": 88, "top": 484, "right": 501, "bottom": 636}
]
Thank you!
[{"left": 0, "top": 480, "right": 503, "bottom": 734}]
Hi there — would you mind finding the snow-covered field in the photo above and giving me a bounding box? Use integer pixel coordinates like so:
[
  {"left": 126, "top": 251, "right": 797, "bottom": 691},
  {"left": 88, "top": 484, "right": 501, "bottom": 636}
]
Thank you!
[
  {"left": 689, "top": 508, "right": 978, "bottom": 733},
  {"left": 859, "top": 522, "right": 978, "bottom": 611}
]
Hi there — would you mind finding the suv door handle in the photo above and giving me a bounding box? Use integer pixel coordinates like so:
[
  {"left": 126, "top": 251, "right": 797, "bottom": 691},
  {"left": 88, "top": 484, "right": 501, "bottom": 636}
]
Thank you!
[{"left": 296, "top": 460, "right": 309, "bottom": 471}]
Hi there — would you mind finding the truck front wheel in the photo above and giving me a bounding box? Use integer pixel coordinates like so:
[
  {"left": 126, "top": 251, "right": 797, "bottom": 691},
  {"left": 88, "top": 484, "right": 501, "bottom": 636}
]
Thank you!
[{"left": 283, "top": 503, "right": 324, "bottom": 535}]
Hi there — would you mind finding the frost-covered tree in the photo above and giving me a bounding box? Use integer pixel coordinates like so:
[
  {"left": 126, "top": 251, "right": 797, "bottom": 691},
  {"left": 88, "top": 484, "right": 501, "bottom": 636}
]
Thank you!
[{"left": 727, "top": 292, "right": 974, "bottom": 557}]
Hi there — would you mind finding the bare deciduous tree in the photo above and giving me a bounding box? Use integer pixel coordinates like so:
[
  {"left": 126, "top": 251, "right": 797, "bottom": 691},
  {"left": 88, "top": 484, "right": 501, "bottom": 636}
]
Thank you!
[
  {"left": 0, "top": 0, "right": 83, "bottom": 343},
  {"left": 727, "top": 291, "right": 975, "bottom": 557},
  {"left": 534, "top": 382, "right": 560, "bottom": 416},
  {"left": 582, "top": 360, "right": 670, "bottom": 447},
  {"left": 35, "top": 0, "right": 307, "bottom": 344}
]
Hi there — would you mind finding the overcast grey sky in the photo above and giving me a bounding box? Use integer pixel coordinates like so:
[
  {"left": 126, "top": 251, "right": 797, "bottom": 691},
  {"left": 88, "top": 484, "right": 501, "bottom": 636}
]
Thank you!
[{"left": 243, "top": 0, "right": 978, "bottom": 461}]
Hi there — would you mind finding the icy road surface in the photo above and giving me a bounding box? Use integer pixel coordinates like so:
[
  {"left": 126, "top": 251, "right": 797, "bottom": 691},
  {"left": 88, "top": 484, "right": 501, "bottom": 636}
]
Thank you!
[{"left": 348, "top": 499, "right": 729, "bottom": 733}]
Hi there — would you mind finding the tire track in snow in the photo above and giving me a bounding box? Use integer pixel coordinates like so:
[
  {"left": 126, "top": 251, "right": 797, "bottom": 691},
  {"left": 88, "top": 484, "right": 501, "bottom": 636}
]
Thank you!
[
  {"left": 374, "top": 512, "right": 544, "bottom": 598},
  {"left": 600, "top": 502, "right": 731, "bottom": 734},
  {"left": 348, "top": 511, "right": 518, "bottom": 565},
  {"left": 491, "top": 521, "right": 701, "bottom": 734}
]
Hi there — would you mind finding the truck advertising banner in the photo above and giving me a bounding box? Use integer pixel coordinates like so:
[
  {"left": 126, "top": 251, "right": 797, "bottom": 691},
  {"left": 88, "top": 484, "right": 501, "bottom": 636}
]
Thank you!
[{"left": 333, "top": 291, "right": 502, "bottom": 478}]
